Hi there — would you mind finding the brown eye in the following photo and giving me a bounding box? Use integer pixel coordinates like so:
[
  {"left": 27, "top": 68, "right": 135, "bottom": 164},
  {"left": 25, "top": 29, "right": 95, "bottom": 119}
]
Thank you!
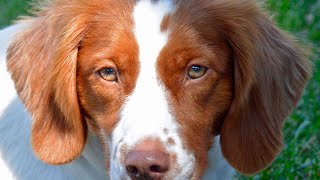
[
  {"left": 187, "top": 65, "right": 207, "bottom": 79},
  {"left": 99, "top": 67, "right": 117, "bottom": 81}
]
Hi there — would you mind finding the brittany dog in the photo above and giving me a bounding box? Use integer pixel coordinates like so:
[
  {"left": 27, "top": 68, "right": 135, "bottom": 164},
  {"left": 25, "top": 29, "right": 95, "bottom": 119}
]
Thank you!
[{"left": 0, "top": 0, "right": 310, "bottom": 179}]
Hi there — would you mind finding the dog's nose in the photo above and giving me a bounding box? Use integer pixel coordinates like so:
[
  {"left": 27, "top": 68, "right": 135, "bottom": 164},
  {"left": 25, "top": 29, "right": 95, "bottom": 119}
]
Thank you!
[{"left": 125, "top": 149, "right": 169, "bottom": 179}]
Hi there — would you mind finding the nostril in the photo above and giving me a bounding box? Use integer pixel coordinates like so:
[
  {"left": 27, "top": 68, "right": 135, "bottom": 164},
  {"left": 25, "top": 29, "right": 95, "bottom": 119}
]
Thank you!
[
  {"left": 150, "top": 165, "right": 160, "bottom": 173},
  {"left": 150, "top": 165, "right": 167, "bottom": 173},
  {"left": 126, "top": 165, "right": 139, "bottom": 177}
]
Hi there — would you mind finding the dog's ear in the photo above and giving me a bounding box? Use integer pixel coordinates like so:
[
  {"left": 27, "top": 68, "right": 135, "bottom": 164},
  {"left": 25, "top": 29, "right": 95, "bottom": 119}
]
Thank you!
[
  {"left": 207, "top": 1, "right": 311, "bottom": 174},
  {"left": 6, "top": 5, "right": 88, "bottom": 164}
]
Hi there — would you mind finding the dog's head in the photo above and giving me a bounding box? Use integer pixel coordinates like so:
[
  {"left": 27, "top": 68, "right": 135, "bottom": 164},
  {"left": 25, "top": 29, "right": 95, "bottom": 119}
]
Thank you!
[{"left": 7, "top": 0, "right": 310, "bottom": 178}]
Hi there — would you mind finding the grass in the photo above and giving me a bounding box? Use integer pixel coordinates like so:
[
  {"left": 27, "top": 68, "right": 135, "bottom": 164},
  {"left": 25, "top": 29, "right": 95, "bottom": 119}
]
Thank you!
[
  {"left": 0, "top": 0, "right": 319, "bottom": 179},
  {"left": 0, "top": 0, "right": 33, "bottom": 28}
]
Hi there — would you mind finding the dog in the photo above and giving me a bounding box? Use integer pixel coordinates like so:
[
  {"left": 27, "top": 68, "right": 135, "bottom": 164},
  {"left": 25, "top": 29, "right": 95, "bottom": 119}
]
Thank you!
[{"left": 0, "top": 0, "right": 311, "bottom": 179}]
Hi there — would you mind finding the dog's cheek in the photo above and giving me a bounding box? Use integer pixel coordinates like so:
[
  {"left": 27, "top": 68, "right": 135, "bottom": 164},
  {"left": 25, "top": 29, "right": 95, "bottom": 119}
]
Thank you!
[{"left": 169, "top": 79, "right": 233, "bottom": 177}]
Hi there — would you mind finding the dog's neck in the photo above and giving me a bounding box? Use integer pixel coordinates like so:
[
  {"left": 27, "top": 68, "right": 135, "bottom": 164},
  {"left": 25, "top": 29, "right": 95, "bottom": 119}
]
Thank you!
[
  {"left": 202, "top": 136, "right": 235, "bottom": 179},
  {"left": 80, "top": 130, "right": 106, "bottom": 177}
]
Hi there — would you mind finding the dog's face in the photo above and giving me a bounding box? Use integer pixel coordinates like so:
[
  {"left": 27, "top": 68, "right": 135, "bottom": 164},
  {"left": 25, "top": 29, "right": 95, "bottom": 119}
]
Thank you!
[
  {"left": 7, "top": 0, "right": 310, "bottom": 179},
  {"left": 77, "top": 1, "right": 233, "bottom": 178}
]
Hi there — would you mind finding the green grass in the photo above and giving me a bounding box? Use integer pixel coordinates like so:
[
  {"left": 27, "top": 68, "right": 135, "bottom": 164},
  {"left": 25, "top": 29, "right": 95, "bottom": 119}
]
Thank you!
[
  {"left": 0, "top": 0, "right": 33, "bottom": 28},
  {"left": 1, "top": 0, "right": 319, "bottom": 179}
]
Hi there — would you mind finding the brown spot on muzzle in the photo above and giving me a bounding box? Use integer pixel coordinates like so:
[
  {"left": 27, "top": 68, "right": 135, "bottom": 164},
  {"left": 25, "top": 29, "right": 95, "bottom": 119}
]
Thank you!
[{"left": 167, "top": 137, "right": 175, "bottom": 146}]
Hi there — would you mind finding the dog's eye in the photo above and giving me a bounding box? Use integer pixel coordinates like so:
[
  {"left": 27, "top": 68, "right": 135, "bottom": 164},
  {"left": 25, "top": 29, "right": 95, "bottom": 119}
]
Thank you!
[
  {"left": 187, "top": 65, "right": 207, "bottom": 79},
  {"left": 99, "top": 67, "right": 117, "bottom": 81}
]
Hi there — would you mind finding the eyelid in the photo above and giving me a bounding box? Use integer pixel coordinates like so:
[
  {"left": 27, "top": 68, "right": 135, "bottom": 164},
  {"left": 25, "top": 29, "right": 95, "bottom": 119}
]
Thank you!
[{"left": 94, "top": 59, "right": 117, "bottom": 70}]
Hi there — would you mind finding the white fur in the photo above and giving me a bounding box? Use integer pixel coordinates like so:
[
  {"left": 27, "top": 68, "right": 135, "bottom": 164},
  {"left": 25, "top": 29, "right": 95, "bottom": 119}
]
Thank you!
[{"left": 0, "top": 24, "right": 20, "bottom": 116}]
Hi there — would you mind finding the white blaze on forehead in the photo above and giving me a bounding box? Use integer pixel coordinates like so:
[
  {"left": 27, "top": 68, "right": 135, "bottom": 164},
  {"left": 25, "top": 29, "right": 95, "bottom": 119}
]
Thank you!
[
  {"left": 114, "top": 0, "right": 175, "bottom": 146},
  {"left": 121, "top": 0, "right": 173, "bottom": 144},
  {"left": 110, "top": 0, "right": 195, "bottom": 179}
]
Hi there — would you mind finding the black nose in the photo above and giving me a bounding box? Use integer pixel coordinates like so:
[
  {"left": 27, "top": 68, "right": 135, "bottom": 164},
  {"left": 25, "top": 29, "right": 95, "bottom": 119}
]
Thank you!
[{"left": 125, "top": 149, "right": 169, "bottom": 180}]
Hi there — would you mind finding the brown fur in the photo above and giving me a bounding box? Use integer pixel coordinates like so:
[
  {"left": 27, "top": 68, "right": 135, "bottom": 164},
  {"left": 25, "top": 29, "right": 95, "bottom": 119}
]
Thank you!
[
  {"left": 168, "top": 0, "right": 310, "bottom": 175},
  {"left": 6, "top": 0, "right": 137, "bottom": 165},
  {"left": 158, "top": 0, "right": 310, "bottom": 176},
  {"left": 6, "top": 0, "right": 90, "bottom": 164},
  {"left": 6, "top": 0, "right": 310, "bottom": 177},
  {"left": 157, "top": 5, "right": 234, "bottom": 177}
]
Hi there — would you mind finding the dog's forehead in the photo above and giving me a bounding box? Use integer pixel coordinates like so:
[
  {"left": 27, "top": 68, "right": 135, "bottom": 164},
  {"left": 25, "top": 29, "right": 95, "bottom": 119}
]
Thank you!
[
  {"left": 113, "top": 0, "right": 176, "bottom": 144},
  {"left": 133, "top": 0, "right": 174, "bottom": 78},
  {"left": 81, "top": 0, "right": 175, "bottom": 68}
]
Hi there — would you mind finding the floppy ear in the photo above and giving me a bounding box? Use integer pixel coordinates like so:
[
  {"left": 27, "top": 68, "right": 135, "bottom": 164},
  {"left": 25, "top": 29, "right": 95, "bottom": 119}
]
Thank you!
[
  {"left": 209, "top": 1, "right": 311, "bottom": 174},
  {"left": 6, "top": 5, "right": 88, "bottom": 164}
]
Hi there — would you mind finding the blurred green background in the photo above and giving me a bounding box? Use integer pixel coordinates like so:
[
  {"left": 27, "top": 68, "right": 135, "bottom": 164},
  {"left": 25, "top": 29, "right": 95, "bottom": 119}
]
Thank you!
[{"left": 0, "top": 0, "right": 319, "bottom": 179}]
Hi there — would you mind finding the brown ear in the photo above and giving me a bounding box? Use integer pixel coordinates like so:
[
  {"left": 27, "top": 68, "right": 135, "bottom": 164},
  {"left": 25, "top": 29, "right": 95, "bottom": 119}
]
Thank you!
[
  {"left": 207, "top": 1, "right": 311, "bottom": 175},
  {"left": 6, "top": 5, "right": 88, "bottom": 164}
]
